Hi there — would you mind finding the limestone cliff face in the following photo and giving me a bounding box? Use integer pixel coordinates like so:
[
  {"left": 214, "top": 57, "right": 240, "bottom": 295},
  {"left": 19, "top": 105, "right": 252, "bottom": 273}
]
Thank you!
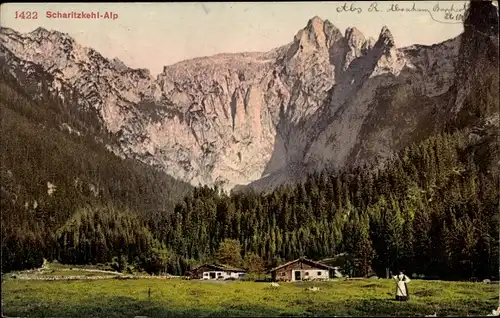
[{"left": 1, "top": 15, "right": 494, "bottom": 192}]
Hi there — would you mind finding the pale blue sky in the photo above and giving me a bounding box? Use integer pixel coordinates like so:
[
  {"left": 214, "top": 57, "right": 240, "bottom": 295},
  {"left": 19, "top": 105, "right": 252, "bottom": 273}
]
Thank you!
[{"left": 1, "top": 2, "right": 466, "bottom": 75}]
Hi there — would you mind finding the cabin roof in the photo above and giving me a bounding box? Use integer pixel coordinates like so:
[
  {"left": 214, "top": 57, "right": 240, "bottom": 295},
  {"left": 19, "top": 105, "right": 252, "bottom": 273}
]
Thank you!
[
  {"left": 191, "top": 263, "right": 246, "bottom": 273},
  {"left": 267, "top": 257, "right": 334, "bottom": 273}
]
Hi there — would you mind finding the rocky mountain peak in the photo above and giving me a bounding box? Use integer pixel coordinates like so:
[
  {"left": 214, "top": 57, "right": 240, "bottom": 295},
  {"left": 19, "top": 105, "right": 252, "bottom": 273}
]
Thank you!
[
  {"left": 345, "top": 27, "right": 365, "bottom": 45},
  {"left": 27, "top": 27, "right": 72, "bottom": 43},
  {"left": 111, "top": 57, "right": 129, "bottom": 72},
  {"left": 365, "top": 25, "right": 405, "bottom": 78},
  {"left": 323, "top": 19, "right": 342, "bottom": 39},
  {"left": 377, "top": 26, "right": 395, "bottom": 48},
  {"left": 292, "top": 16, "right": 344, "bottom": 54},
  {"left": 31, "top": 26, "right": 50, "bottom": 35},
  {"left": 307, "top": 16, "right": 325, "bottom": 30},
  {"left": 342, "top": 27, "right": 370, "bottom": 70},
  {"left": 0, "top": 19, "right": 475, "bottom": 192},
  {"left": 0, "top": 27, "right": 17, "bottom": 36},
  {"left": 295, "top": 15, "right": 329, "bottom": 51}
]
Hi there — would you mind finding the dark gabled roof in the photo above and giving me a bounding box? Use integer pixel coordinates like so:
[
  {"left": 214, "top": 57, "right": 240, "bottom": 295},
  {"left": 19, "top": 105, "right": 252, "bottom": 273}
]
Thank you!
[
  {"left": 319, "top": 253, "right": 352, "bottom": 267},
  {"left": 190, "top": 263, "right": 246, "bottom": 273},
  {"left": 267, "top": 257, "right": 334, "bottom": 273},
  {"left": 213, "top": 263, "right": 246, "bottom": 272}
]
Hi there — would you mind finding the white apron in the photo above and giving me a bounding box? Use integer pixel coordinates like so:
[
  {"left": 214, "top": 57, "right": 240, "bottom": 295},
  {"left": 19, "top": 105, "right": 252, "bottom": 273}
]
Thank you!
[{"left": 393, "top": 274, "right": 410, "bottom": 297}]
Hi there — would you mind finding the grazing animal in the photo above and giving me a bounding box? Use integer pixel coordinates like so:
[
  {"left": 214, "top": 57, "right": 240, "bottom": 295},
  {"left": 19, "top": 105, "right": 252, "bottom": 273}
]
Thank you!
[
  {"left": 487, "top": 307, "right": 500, "bottom": 316},
  {"left": 270, "top": 282, "right": 280, "bottom": 288},
  {"left": 425, "top": 313, "right": 437, "bottom": 317}
]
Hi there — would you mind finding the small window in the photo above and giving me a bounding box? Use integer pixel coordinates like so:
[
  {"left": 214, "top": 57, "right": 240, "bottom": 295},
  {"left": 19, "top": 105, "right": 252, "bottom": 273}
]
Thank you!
[
  {"left": 317, "top": 271, "right": 322, "bottom": 276},
  {"left": 305, "top": 272, "right": 309, "bottom": 276},
  {"left": 281, "top": 272, "right": 286, "bottom": 276},
  {"left": 217, "top": 273, "right": 222, "bottom": 276},
  {"left": 203, "top": 273, "right": 208, "bottom": 276}
]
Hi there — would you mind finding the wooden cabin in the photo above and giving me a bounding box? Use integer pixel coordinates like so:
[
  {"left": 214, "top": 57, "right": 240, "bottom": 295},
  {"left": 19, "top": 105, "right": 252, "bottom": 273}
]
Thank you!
[
  {"left": 186, "top": 264, "right": 247, "bottom": 280},
  {"left": 268, "top": 257, "right": 339, "bottom": 282}
]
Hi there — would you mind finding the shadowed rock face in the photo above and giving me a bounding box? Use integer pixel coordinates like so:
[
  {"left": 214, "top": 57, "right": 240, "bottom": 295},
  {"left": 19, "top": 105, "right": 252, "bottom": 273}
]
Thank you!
[
  {"left": 448, "top": 1, "right": 499, "bottom": 129},
  {"left": 0, "top": 10, "right": 497, "bottom": 192}
]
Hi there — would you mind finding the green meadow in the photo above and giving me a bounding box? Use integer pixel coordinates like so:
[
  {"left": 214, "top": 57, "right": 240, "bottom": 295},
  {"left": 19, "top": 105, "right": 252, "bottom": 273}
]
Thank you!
[{"left": 2, "top": 277, "right": 498, "bottom": 317}]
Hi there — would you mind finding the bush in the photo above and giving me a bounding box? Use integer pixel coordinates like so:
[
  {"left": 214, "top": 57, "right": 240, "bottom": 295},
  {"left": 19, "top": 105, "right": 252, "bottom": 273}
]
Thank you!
[
  {"left": 126, "top": 265, "right": 135, "bottom": 275},
  {"left": 110, "top": 255, "right": 128, "bottom": 273}
]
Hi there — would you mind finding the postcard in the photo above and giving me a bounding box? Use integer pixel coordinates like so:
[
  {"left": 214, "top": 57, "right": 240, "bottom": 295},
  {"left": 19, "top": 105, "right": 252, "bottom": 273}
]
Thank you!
[{"left": 1, "top": 1, "right": 498, "bottom": 317}]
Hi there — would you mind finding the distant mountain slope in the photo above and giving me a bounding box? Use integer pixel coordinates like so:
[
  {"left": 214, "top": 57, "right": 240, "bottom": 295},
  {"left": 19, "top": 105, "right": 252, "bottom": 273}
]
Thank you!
[
  {"left": 2, "top": 8, "right": 497, "bottom": 192},
  {"left": 0, "top": 17, "right": 488, "bottom": 194}
]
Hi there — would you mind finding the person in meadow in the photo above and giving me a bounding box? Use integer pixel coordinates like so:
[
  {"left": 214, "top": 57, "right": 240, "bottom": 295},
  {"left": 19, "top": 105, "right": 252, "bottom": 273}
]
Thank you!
[{"left": 393, "top": 270, "right": 411, "bottom": 301}]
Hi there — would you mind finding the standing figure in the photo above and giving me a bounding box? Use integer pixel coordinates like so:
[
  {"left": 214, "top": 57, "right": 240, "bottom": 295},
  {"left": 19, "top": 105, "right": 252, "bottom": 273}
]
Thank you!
[{"left": 393, "top": 271, "right": 410, "bottom": 301}]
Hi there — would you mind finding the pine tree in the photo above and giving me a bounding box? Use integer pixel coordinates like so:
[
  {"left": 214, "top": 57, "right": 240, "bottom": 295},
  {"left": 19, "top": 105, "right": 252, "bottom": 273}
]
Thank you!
[{"left": 216, "top": 239, "right": 243, "bottom": 267}]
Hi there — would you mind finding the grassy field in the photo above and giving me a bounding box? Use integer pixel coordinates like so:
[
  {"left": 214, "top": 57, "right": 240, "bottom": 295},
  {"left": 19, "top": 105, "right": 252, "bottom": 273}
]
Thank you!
[{"left": 2, "top": 277, "right": 498, "bottom": 317}]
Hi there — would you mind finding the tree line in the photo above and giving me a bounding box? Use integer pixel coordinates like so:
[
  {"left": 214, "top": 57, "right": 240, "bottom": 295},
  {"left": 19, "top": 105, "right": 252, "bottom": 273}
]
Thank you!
[
  {"left": 0, "top": 64, "right": 193, "bottom": 273},
  {"left": 147, "top": 130, "right": 498, "bottom": 280}
]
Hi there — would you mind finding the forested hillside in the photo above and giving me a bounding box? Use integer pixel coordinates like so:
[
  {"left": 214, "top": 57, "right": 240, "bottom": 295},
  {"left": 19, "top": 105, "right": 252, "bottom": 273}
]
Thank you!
[
  {"left": 144, "top": 129, "right": 498, "bottom": 279},
  {"left": 0, "top": 68, "right": 193, "bottom": 273}
]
